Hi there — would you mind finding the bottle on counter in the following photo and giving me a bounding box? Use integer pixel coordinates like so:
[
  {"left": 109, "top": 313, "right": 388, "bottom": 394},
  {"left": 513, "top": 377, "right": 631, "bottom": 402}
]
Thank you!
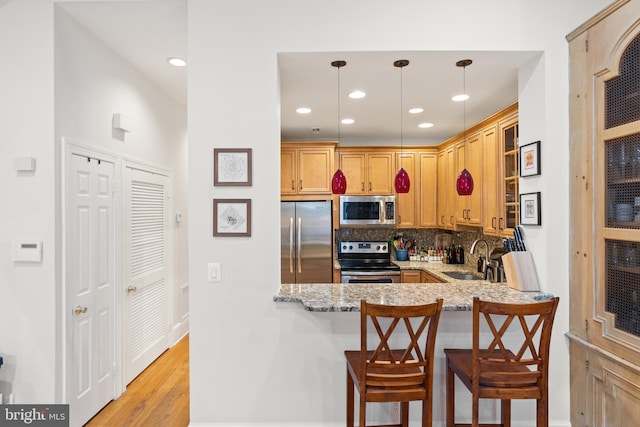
[
  {"left": 456, "top": 245, "right": 465, "bottom": 264},
  {"left": 477, "top": 256, "right": 484, "bottom": 273},
  {"left": 448, "top": 243, "right": 456, "bottom": 264}
]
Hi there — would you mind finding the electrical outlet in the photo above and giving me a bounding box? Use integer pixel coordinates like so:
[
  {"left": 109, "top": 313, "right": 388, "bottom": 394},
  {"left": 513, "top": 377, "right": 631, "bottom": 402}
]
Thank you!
[{"left": 390, "top": 402, "right": 400, "bottom": 423}]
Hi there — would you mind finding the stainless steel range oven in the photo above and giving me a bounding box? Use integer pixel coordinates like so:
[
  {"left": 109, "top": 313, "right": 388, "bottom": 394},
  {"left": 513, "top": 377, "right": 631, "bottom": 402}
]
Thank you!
[{"left": 338, "top": 241, "right": 401, "bottom": 283}]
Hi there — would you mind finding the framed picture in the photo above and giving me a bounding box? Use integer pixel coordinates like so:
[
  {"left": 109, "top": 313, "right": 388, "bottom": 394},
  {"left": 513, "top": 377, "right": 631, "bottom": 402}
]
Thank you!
[
  {"left": 213, "top": 148, "right": 252, "bottom": 186},
  {"left": 519, "top": 192, "right": 541, "bottom": 226},
  {"left": 213, "top": 199, "right": 251, "bottom": 237},
  {"left": 520, "top": 141, "right": 541, "bottom": 177}
]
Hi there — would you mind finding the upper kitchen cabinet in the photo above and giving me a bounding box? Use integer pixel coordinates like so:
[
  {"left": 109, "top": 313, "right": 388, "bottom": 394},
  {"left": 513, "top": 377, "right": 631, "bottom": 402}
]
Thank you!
[
  {"left": 483, "top": 104, "right": 519, "bottom": 237},
  {"left": 418, "top": 151, "right": 438, "bottom": 228},
  {"left": 454, "top": 131, "right": 483, "bottom": 227},
  {"left": 568, "top": 1, "right": 640, "bottom": 425},
  {"left": 281, "top": 142, "right": 336, "bottom": 197},
  {"left": 437, "top": 145, "right": 456, "bottom": 230},
  {"left": 395, "top": 151, "right": 418, "bottom": 228},
  {"left": 338, "top": 148, "right": 395, "bottom": 195}
]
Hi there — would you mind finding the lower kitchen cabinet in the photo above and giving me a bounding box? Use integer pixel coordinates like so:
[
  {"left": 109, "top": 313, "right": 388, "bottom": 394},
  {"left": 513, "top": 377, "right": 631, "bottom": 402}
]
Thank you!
[
  {"left": 401, "top": 270, "right": 421, "bottom": 283},
  {"left": 421, "top": 270, "right": 445, "bottom": 283}
]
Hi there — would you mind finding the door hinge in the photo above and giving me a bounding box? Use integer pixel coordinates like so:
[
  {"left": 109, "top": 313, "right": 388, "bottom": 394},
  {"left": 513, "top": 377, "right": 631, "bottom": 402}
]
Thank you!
[
  {"left": 585, "top": 39, "right": 589, "bottom": 52},
  {"left": 585, "top": 359, "right": 589, "bottom": 372}
]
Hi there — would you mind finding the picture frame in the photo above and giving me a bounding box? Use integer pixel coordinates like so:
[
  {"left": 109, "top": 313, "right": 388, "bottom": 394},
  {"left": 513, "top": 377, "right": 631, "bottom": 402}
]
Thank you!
[
  {"left": 213, "top": 148, "right": 252, "bottom": 186},
  {"left": 519, "top": 140, "right": 541, "bottom": 177},
  {"left": 519, "top": 192, "right": 541, "bottom": 226},
  {"left": 213, "top": 199, "right": 251, "bottom": 237}
]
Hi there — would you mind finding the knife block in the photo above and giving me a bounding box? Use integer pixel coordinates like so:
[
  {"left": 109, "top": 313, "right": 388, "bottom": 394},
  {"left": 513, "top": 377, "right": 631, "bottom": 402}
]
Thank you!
[{"left": 501, "top": 252, "right": 540, "bottom": 291}]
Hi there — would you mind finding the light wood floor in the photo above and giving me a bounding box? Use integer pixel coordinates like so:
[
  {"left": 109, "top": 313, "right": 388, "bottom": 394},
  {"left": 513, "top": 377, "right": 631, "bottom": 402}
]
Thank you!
[{"left": 85, "top": 335, "right": 189, "bottom": 427}]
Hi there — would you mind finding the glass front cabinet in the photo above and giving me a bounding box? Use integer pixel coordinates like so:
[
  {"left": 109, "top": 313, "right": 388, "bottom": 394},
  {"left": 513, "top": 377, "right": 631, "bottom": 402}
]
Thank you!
[{"left": 568, "top": 1, "right": 640, "bottom": 426}]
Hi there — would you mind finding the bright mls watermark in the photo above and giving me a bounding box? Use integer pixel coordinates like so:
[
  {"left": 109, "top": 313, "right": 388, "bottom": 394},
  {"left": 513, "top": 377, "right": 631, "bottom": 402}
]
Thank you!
[{"left": 1, "top": 405, "right": 69, "bottom": 426}]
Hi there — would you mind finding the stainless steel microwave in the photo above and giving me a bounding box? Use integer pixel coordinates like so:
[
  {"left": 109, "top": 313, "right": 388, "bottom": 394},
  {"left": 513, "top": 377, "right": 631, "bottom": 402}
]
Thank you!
[{"left": 339, "top": 195, "right": 396, "bottom": 227}]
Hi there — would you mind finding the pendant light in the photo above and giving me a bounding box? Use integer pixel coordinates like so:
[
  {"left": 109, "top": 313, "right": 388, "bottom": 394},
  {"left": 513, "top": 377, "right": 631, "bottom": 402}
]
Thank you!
[
  {"left": 394, "top": 59, "right": 410, "bottom": 194},
  {"left": 331, "top": 60, "right": 347, "bottom": 194},
  {"left": 455, "top": 59, "right": 474, "bottom": 196}
]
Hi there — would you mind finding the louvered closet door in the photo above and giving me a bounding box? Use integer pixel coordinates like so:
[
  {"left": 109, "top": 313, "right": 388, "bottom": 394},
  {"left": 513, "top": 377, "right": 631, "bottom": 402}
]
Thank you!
[{"left": 124, "top": 167, "right": 170, "bottom": 384}]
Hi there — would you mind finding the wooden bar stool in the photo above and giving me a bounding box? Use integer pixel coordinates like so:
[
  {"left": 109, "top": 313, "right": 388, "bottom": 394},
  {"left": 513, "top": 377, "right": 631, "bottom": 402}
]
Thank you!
[
  {"left": 444, "top": 296, "right": 559, "bottom": 427},
  {"left": 345, "top": 298, "right": 444, "bottom": 427}
]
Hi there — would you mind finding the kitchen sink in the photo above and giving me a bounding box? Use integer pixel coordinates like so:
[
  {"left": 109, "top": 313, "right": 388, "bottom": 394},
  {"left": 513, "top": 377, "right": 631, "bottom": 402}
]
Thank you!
[{"left": 443, "top": 271, "right": 484, "bottom": 281}]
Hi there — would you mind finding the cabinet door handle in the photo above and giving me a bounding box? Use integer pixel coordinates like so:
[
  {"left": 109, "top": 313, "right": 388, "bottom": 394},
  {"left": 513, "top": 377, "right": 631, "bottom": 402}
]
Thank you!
[
  {"left": 299, "top": 180, "right": 303, "bottom": 190},
  {"left": 499, "top": 217, "right": 504, "bottom": 230},
  {"left": 368, "top": 182, "right": 372, "bottom": 192},
  {"left": 361, "top": 182, "right": 365, "bottom": 191},
  {"left": 492, "top": 216, "right": 497, "bottom": 229},
  {"left": 449, "top": 215, "right": 454, "bottom": 225},
  {"left": 441, "top": 215, "right": 445, "bottom": 225},
  {"left": 291, "top": 180, "right": 295, "bottom": 190}
]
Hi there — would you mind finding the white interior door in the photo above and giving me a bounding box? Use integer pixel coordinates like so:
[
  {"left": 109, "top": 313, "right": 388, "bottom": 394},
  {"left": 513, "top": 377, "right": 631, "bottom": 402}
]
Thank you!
[
  {"left": 123, "top": 166, "right": 170, "bottom": 384},
  {"left": 67, "top": 153, "right": 116, "bottom": 426}
]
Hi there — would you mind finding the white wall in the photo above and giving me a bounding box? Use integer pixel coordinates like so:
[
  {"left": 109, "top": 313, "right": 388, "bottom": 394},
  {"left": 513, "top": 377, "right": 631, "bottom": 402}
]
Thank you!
[
  {"left": 188, "top": 0, "right": 612, "bottom": 425},
  {"left": 0, "top": 0, "right": 56, "bottom": 404}
]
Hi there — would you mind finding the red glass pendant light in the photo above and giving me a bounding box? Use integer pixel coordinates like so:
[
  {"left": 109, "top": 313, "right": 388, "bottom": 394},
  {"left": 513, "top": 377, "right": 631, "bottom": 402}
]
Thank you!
[
  {"left": 332, "top": 168, "right": 347, "bottom": 194},
  {"left": 395, "top": 167, "right": 411, "bottom": 193},
  {"left": 456, "top": 168, "right": 474, "bottom": 195},
  {"left": 455, "top": 59, "right": 474, "bottom": 196},
  {"left": 394, "top": 59, "right": 411, "bottom": 194},
  {"left": 331, "top": 60, "right": 347, "bottom": 194}
]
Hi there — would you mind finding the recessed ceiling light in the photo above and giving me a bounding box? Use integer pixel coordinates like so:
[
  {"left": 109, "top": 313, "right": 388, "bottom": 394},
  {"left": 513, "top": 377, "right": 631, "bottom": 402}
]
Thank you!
[
  {"left": 409, "top": 107, "right": 424, "bottom": 114},
  {"left": 348, "top": 90, "right": 366, "bottom": 99},
  {"left": 296, "top": 107, "right": 312, "bottom": 114},
  {"left": 341, "top": 118, "right": 354, "bottom": 125},
  {"left": 452, "top": 94, "right": 469, "bottom": 102},
  {"left": 167, "top": 57, "right": 187, "bottom": 67},
  {"left": 418, "top": 122, "right": 434, "bottom": 128}
]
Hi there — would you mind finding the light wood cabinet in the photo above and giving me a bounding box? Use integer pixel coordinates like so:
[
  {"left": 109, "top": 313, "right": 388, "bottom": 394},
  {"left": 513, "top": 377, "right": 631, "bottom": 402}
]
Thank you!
[
  {"left": 338, "top": 149, "right": 395, "bottom": 195},
  {"left": 418, "top": 152, "right": 438, "bottom": 228},
  {"left": 454, "top": 132, "right": 483, "bottom": 226},
  {"left": 568, "top": 2, "right": 640, "bottom": 425},
  {"left": 437, "top": 145, "right": 456, "bottom": 229},
  {"left": 280, "top": 142, "right": 335, "bottom": 196},
  {"left": 401, "top": 269, "right": 445, "bottom": 283},
  {"left": 396, "top": 151, "right": 417, "bottom": 228},
  {"left": 401, "top": 270, "right": 421, "bottom": 283},
  {"left": 499, "top": 115, "right": 519, "bottom": 235},
  {"left": 421, "top": 270, "right": 445, "bottom": 283},
  {"left": 483, "top": 107, "right": 519, "bottom": 237}
]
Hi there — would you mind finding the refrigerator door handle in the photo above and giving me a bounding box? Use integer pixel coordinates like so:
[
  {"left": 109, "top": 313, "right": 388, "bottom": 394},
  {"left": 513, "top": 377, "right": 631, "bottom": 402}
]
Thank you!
[
  {"left": 297, "top": 217, "right": 302, "bottom": 273},
  {"left": 289, "top": 217, "right": 294, "bottom": 273}
]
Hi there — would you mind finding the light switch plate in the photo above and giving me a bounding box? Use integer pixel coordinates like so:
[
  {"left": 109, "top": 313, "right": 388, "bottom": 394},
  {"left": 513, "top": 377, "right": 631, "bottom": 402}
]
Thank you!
[{"left": 207, "top": 262, "right": 221, "bottom": 282}]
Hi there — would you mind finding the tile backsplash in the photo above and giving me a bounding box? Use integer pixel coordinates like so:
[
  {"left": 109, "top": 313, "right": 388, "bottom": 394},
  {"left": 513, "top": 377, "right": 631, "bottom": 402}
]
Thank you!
[{"left": 335, "top": 227, "right": 503, "bottom": 268}]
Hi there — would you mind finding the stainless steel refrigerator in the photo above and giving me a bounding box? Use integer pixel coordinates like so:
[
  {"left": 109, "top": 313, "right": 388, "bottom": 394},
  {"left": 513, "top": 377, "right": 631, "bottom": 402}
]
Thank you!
[{"left": 281, "top": 201, "right": 333, "bottom": 283}]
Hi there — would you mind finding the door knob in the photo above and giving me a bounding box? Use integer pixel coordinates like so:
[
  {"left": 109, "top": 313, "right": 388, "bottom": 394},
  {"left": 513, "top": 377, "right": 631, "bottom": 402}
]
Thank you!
[
  {"left": 74, "top": 305, "right": 88, "bottom": 315},
  {"left": 127, "top": 285, "right": 137, "bottom": 293}
]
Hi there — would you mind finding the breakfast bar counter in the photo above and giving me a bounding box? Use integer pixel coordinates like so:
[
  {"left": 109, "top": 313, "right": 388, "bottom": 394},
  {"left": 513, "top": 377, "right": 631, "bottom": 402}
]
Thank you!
[{"left": 274, "top": 281, "right": 552, "bottom": 312}]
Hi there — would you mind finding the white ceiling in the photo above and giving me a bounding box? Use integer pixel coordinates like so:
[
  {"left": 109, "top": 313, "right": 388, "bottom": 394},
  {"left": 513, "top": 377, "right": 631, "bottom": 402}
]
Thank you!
[{"left": 55, "top": 1, "right": 541, "bottom": 146}]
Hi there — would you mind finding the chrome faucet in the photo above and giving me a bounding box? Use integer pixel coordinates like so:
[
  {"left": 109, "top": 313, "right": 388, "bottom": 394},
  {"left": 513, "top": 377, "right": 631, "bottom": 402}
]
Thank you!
[{"left": 470, "top": 239, "right": 490, "bottom": 280}]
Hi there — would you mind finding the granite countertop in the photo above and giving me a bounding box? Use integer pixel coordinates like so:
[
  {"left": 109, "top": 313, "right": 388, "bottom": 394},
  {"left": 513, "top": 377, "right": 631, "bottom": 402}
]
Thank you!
[{"left": 275, "top": 261, "right": 552, "bottom": 312}]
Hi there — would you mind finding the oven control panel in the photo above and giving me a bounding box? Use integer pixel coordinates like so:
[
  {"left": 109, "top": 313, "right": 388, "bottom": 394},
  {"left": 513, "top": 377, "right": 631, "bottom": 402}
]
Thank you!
[{"left": 339, "top": 241, "right": 389, "bottom": 254}]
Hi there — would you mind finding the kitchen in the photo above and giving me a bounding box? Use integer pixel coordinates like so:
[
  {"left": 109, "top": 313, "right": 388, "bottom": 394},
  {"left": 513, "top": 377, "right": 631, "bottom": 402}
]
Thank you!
[{"left": 279, "top": 56, "right": 524, "bottom": 287}]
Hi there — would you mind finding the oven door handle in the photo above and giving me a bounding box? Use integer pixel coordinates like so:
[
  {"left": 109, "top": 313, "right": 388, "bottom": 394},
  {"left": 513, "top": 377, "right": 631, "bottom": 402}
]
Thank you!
[{"left": 347, "top": 278, "right": 394, "bottom": 283}]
